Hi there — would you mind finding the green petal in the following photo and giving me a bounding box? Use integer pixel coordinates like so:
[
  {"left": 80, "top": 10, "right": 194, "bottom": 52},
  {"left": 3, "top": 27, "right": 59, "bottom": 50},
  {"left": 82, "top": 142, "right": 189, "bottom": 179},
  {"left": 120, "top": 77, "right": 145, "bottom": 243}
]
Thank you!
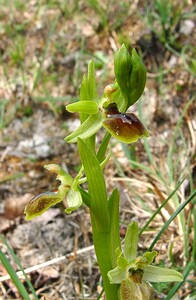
[
  {"left": 143, "top": 265, "right": 183, "bottom": 282},
  {"left": 66, "top": 101, "right": 98, "bottom": 114},
  {"left": 142, "top": 251, "right": 157, "bottom": 265},
  {"left": 65, "top": 189, "right": 83, "bottom": 214}
]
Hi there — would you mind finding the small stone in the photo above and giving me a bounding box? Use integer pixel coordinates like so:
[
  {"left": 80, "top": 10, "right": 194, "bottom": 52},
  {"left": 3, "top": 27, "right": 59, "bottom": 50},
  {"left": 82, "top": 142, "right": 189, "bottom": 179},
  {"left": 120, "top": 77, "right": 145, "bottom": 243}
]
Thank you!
[
  {"left": 180, "top": 20, "right": 195, "bottom": 35},
  {"left": 168, "top": 55, "right": 177, "bottom": 68}
]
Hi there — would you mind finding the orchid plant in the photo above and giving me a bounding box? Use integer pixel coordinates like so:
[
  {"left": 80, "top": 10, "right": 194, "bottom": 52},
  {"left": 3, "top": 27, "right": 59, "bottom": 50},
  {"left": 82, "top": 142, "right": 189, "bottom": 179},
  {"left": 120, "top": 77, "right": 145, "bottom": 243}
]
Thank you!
[{"left": 24, "top": 45, "right": 183, "bottom": 299}]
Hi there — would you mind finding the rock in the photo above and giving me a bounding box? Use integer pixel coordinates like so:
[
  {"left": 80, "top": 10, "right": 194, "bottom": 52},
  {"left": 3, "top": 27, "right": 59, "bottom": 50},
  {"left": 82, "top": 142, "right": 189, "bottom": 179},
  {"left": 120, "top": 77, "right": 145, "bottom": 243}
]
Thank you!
[{"left": 180, "top": 20, "right": 195, "bottom": 35}]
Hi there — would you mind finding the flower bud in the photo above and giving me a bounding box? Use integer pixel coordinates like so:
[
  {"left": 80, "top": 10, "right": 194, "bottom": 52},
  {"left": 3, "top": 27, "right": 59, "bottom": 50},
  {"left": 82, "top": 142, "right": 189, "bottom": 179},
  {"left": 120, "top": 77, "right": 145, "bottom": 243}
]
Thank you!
[
  {"left": 114, "top": 44, "right": 132, "bottom": 110},
  {"left": 114, "top": 45, "right": 146, "bottom": 110}
]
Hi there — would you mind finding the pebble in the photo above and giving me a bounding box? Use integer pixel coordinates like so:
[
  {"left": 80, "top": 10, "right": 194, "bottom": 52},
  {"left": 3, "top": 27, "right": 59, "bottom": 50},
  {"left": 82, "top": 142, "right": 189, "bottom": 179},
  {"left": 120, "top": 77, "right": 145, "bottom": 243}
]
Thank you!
[{"left": 180, "top": 19, "right": 195, "bottom": 35}]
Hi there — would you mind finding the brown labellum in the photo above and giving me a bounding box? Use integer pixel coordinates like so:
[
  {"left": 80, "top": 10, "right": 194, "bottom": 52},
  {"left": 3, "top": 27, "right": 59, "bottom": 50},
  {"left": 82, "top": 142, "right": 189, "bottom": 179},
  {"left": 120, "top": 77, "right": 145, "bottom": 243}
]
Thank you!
[{"left": 102, "top": 103, "right": 149, "bottom": 144}]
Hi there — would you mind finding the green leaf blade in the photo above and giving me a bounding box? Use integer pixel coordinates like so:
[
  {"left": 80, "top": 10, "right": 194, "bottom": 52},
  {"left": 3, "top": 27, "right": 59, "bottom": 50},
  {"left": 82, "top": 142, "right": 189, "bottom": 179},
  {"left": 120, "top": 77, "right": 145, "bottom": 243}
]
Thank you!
[
  {"left": 0, "top": 248, "right": 31, "bottom": 300},
  {"left": 108, "top": 189, "right": 121, "bottom": 267}
]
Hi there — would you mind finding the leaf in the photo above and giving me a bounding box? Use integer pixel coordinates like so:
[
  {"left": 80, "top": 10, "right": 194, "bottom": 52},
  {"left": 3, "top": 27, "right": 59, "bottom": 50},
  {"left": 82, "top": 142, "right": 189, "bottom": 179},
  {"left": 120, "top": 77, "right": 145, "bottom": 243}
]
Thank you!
[
  {"left": 108, "top": 189, "right": 121, "bottom": 267},
  {"left": 78, "top": 138, "right": 109, "bottom": 232},
  {"left": 96, "top": 132, "right": 111, "bottom": 163}
]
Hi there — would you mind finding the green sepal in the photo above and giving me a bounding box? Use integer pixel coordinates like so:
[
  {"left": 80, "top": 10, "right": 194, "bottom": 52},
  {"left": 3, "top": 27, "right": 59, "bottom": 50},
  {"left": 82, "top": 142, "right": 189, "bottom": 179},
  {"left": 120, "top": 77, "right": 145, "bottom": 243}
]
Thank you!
[
  {"left": 65, "top": 189, "right": 83, "bottom": 214},
  {"left": 65, "top": 113, "right": 103, "bottom": 143},
  {"left": 66, "top": 101, "right": 99, "bottom": 114},
  {"left": 143, "top": 265, "right": 184, "bottom": 282},
  {"left": 108, "top": 265, "right": 127, "bottom": 285},
  {"left": 108, "top": 189, "right": 121, "bottom": 268}
]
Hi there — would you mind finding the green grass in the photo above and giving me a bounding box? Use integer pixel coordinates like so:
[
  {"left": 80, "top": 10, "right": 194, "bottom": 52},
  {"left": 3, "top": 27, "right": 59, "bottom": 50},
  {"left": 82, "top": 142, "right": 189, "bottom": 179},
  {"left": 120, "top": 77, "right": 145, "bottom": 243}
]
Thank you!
[{"left": 0, "top": 235, "right": 39, "bottom": 300}]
